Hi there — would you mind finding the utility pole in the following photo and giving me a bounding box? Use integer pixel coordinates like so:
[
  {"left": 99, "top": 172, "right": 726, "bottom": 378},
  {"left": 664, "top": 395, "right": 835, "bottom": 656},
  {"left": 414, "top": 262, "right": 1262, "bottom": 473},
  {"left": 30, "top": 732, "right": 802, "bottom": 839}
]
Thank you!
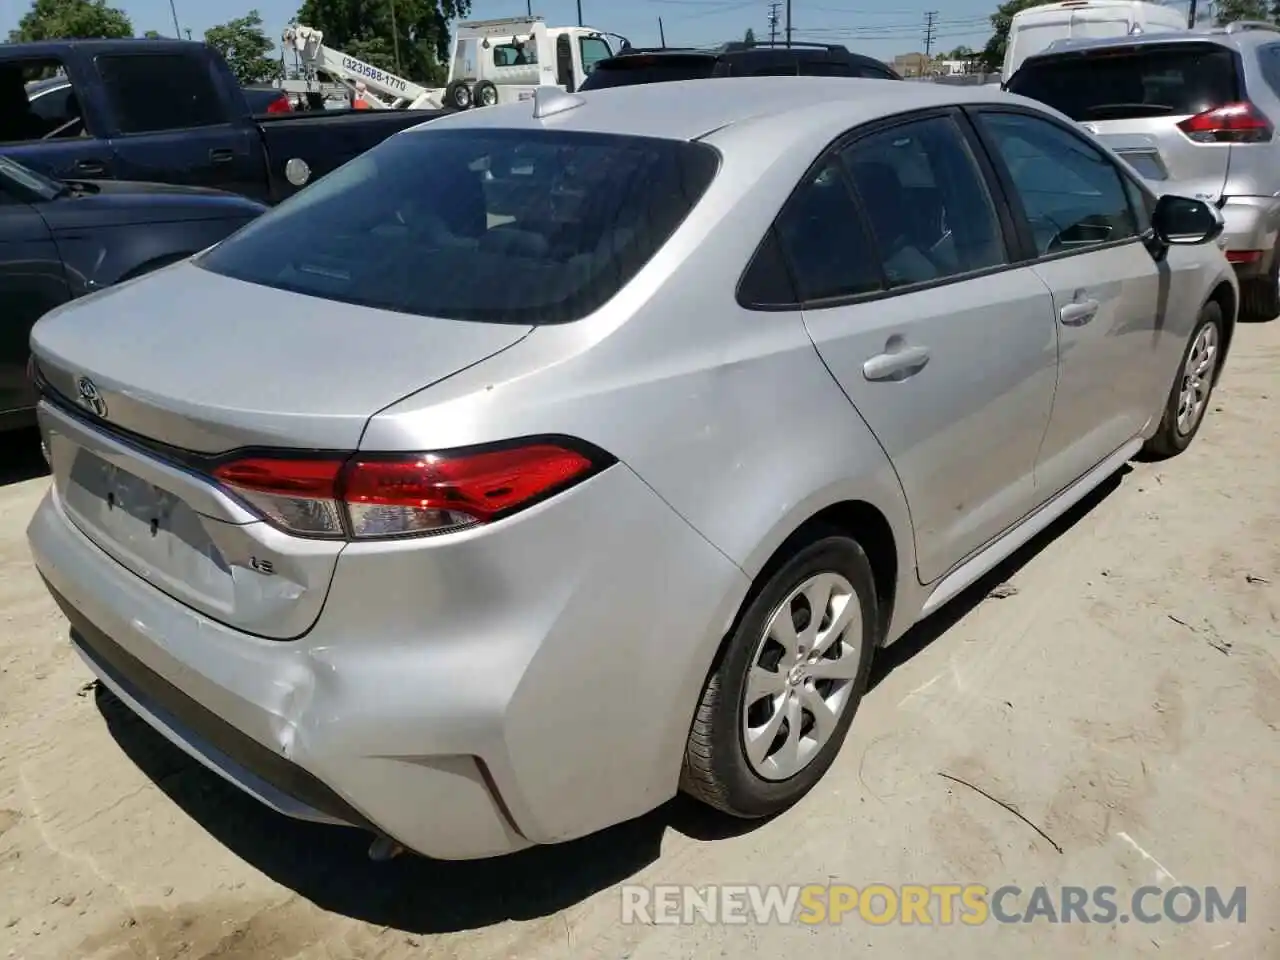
[
  {"left": 577, "top": 0, "right": 583, "bottom": 26},
  {"left": 526, "top": 0, "right": 532, "bottom": 14},
  {"left": 785, "top": 0, "right": 792, "bottom": 47},
  {"left": 389, "top": 0, "right": 402, "bottom": 75},
  {"left": 1187, "top": 0, "right": 1198, "bottom": 27},
  {"left": 168, "top": 0, "right": 181, "bottom": 38},
  {"left": 658, "top": 16, "right": 666, "bottom": 45},
  {"left": 923, "top": 10, "right": 938, "bottom": 57},
  {"left": 768, "top": 2, "right": 780, "bottom": 44}
]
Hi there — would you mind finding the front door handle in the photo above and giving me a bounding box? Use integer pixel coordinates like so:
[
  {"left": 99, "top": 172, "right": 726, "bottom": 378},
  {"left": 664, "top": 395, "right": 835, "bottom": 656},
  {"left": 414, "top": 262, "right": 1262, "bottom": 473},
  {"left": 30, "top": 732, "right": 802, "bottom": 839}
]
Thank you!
[
  {"left": 74, "top": 159, "right": 107, "bottom": 176},
  {"left": 1060, "top": 298, "right": 1100, "bottom": 326},
  {"left": 209, "top": 148, "right": 234, "bottom": 164},
  {"left": 863, "top": 344, "right": 931, "bottom": 381}
]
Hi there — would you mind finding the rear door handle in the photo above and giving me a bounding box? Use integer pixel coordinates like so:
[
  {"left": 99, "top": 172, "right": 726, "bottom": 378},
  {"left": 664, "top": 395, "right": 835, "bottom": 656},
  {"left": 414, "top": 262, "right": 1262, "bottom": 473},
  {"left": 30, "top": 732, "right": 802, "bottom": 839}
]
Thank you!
[
  {"left": 74, "top": 159, "right": 107, "bottom": 176},
  {"left": 209, "top": 148, "right": 234, "bottom": 164},
  {"left": 862, "top": 345, "right": 931, "bottom": 381},
  {"left": 1060, "top": 298, "right": 1100, "bottom": 326}
]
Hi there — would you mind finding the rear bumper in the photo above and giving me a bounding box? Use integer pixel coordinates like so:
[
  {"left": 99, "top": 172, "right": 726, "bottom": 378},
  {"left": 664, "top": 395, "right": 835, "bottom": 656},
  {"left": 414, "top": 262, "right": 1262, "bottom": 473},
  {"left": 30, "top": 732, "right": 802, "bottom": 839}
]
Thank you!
[
  {"left": 1220, "top": 196, "right": 1280, "bottom": 280},
  {"left": 28, "top": 461, "right": 749, "bottom": 860}
]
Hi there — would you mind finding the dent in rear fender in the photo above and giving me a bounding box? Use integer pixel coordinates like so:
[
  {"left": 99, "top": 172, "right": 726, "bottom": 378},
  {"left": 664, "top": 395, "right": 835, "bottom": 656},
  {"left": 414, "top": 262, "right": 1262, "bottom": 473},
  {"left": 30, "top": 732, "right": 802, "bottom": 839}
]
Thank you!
[
  {"left": 294, "top": 464, "right": 750, "bottom": 844},
  {"left": 612, "top": 333, "right": 916, "bottom": 609}
]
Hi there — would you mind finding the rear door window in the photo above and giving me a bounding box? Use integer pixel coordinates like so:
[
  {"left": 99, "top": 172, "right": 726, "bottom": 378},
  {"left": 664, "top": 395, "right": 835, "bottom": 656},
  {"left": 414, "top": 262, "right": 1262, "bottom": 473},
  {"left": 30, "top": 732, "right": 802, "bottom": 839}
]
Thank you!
[
  {"left": 96, "top": 53, "right": 229, "bottom": 133},
  {"left": 1007, "top": 43, "right": 1239, "bottom": 121},
  {"left": 772, "top": 161, "right": 883, "bottom": 303},
  {"left": 197, "top": 128, "right": 720, "bottom": 324},
  {"left": 841, "top": 116, "right": 1007, "bottom": 288}
]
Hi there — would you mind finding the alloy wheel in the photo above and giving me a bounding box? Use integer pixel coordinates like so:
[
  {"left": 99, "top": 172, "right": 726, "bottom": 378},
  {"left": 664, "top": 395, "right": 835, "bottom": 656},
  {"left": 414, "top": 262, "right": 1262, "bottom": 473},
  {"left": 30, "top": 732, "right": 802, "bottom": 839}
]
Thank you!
[
  {"left": 741, "top": 572, "right": 863, "bottom": 781},
  {"left": 1176, "top": 321, "right": 1219, "bottom": 436}
]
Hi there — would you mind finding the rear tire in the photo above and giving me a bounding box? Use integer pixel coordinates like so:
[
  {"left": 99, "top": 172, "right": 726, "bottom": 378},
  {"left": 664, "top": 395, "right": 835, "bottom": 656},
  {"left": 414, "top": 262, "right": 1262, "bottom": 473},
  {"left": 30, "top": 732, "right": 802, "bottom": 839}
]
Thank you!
[
  {"left": 1241, "top": 244, "right": 1279, "bottom": 321},
  {"left": 680, "top": 531, "right": 878, "bottom": 819},
  {"left": 1143, "top": 300, "right": 1223, "bottom": 459},
  {"left": 444, "top": 80, "right": 472, "bottom": 110}
]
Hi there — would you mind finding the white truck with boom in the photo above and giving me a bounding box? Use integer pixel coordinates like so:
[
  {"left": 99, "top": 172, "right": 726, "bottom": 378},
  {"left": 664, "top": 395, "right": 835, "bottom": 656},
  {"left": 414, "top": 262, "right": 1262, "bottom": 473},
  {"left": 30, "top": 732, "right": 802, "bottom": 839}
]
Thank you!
[{"left": 280, "top": 16, "right": 619, "bottom": 112}]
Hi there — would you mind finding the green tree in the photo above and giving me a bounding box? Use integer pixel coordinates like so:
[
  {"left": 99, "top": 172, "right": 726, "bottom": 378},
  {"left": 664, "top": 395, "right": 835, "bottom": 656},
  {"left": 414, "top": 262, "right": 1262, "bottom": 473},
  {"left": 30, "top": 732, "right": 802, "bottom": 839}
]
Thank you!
[
  {"left": 1215, "top": 0, "right": 1269, "bottom": 22},
  {"left": 8, "top": 0, "right": 132, "bottom": 41},
  {"left": 980, "top": 0, "right": 1053, "bottom": 72},
  {"left": 744, "top": 27, "right": 756, "bottom": 44},
  {"left": 205, "top": 10, "right": 283, "bottom": 84},
  {"left": 293, "top": 0, "right": 471, "bottom": 82},
  {"left": 142, "top": 28, "right": 162, "bottom": 38}
]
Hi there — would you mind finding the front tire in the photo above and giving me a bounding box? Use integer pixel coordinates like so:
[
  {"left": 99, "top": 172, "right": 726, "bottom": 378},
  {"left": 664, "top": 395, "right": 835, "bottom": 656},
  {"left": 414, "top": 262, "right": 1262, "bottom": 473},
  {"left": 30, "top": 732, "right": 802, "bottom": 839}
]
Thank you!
[
  {"left": 474, "top": 80, "right": 499, "bottom": 107},
  {"left": 1143, "top": 300, "right": 1223, "bottom": 459},
  {"left": 681, "top": 532, "right": 878, "bottom": 818}
]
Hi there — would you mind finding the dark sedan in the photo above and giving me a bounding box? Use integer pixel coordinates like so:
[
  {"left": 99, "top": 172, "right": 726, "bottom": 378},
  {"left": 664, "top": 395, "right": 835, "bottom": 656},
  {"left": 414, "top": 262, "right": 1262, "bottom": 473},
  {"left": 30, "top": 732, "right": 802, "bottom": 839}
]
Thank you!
[{"left": 1, "top": 155, "right": 264, "bottom": 432}]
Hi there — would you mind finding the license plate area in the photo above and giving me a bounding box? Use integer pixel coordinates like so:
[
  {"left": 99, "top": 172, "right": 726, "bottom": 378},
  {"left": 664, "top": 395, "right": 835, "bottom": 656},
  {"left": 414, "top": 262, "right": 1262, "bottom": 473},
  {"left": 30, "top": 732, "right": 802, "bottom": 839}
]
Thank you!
[{"left": 61, "top": 448, "right": 235, "bottom": 606}]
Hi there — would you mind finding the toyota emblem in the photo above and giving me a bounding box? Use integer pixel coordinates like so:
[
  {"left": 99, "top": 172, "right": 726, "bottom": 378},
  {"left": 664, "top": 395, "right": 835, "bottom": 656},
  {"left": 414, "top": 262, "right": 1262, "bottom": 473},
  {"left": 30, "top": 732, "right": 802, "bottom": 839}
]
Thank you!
[{"left": 76, "top": 377, "right": 107, "bottom": 418}]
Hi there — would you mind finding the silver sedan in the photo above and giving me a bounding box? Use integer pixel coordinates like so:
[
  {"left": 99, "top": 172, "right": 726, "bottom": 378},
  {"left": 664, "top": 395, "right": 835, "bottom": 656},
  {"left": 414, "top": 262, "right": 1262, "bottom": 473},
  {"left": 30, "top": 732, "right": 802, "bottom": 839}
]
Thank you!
[{"left": 27, "top": 77, "right": 1236, "bottom": 860}]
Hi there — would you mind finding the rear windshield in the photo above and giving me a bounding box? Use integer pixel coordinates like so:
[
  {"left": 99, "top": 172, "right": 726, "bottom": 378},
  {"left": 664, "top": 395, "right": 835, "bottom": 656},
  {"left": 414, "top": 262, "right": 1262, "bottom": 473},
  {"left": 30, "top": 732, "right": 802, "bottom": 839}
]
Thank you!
[
  {"left": 1008, "top": 43, "right": 1239, "bottom": 121},
  {"left": 579, "top": 54, "right": 718, "bottom": 90},
  {"left": 197, "top": 127, "right": 719, "bottom": 324}
]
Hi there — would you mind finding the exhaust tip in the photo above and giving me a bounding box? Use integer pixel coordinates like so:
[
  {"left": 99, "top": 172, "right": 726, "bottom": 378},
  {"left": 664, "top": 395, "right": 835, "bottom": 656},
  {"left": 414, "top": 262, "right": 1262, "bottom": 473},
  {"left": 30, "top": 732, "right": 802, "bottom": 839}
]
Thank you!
[{"left": 367, "top": 834, "right": 405, "bottom": 862}]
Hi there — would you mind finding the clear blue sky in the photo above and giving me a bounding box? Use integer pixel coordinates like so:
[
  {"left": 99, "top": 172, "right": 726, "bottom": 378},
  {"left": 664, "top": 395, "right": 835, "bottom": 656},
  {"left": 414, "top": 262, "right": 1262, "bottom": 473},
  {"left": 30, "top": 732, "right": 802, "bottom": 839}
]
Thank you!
[{"left": 3, "top": 0, "right": 999, "bottom": 60}]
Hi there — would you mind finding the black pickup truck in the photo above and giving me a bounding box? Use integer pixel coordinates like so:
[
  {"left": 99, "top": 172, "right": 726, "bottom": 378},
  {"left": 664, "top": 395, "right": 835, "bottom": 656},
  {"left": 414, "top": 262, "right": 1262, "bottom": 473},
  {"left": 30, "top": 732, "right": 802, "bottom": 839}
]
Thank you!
[{"left": 1, "top": 39, "right": 450, "bottom": 205}]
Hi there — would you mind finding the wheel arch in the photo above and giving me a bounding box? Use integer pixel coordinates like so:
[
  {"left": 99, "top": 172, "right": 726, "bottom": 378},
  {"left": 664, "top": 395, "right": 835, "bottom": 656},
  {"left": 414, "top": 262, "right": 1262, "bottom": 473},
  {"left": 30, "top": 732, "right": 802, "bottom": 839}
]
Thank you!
[{"left": 752, "top": 500, "right": 901, "bottom": 643}]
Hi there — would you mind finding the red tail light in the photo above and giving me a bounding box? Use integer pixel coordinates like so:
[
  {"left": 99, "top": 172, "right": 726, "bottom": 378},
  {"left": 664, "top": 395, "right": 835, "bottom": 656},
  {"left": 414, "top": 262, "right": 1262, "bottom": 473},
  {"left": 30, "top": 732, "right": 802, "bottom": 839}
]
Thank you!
[
  {"left": 266, "top": 93, "right": 292, "bottom": 114},
  {"left": 1177, "top": 102, "right": 1272, "bottom": 143},
  {"left": 212, "top": 440, "right": 607, "bottom": 540}
]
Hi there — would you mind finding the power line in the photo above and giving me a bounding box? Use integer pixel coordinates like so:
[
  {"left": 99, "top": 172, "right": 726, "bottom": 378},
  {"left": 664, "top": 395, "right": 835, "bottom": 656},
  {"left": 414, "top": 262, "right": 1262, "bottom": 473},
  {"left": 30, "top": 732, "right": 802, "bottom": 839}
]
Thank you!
[{"left": 923, "top": 10, "right": 937, "bottom": 56}]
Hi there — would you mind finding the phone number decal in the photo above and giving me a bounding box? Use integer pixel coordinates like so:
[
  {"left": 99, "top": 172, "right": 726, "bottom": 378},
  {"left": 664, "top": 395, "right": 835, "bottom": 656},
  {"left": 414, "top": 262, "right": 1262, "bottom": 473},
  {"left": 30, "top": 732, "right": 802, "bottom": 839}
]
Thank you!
[{"left": 341, "top": 57, "right": 407, "bottom": 91}]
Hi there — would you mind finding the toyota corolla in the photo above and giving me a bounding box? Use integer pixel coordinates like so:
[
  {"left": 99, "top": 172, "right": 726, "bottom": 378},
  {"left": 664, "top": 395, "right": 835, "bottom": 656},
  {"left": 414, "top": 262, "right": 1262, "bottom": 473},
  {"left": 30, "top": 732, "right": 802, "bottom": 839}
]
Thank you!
[{"left": 27, "top": 78, "right": 1236, "bottom": 860}]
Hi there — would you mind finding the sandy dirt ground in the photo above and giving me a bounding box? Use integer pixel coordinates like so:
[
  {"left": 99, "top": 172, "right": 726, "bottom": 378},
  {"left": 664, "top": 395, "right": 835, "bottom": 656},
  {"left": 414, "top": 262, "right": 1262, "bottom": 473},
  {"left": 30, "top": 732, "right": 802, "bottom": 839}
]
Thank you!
[{"left": 0, "top": 322, "right": 1277, "bottom": 960}]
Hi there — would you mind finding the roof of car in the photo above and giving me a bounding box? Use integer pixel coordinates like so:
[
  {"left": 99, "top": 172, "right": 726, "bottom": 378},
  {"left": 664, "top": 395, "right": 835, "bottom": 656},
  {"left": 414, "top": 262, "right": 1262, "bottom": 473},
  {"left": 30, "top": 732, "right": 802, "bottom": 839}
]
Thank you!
[
  {"left": 5, "top": 37, "right": 206, "bottom": 58},
  {"left": 414, "top": 76, "right": 1019, "bottom": 142}
]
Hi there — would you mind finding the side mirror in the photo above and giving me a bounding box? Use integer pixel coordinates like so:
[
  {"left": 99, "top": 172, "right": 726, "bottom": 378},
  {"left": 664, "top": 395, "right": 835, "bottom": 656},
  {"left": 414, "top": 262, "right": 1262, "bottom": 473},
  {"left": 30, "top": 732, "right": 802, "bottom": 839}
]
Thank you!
[{"left": 1151, "top": 194, "right": 1224, "bottom": 246}]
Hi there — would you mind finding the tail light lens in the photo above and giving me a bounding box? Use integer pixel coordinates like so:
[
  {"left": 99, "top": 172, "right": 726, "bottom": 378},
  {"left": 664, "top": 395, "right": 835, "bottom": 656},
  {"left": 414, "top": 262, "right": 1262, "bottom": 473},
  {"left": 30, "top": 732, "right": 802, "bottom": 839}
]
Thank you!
[
  {"left": 212, "top": 440, "right": 608, "bottom": 540},
  {"left": 266, "top": 93, "right": 293, "bottom": 113},
  {"left": 1177, "top": 102, "right": 1273, "bottom": 143}
]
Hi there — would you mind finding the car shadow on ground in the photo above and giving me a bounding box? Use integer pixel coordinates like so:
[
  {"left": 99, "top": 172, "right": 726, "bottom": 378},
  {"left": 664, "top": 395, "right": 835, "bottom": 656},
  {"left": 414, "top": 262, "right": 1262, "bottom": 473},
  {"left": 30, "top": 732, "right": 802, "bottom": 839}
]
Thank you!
[
  {"left": 869, "top": 465, "right": 1128, "bottom": 690},
  {"left": 0, "top": 427, "right": 49, "bottom": 486},
  {"left": 93, "top": 465, "right": 1128, "bottom": 935}
]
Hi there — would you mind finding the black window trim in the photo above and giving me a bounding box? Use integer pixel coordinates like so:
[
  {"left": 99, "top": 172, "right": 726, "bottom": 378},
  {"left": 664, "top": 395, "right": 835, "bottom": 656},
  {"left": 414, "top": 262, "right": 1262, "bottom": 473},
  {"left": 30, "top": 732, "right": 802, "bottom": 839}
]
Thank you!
[
  {"left": 737, "top": 105, "right": 1025, "bottom": 313},
  {"left": 964, "top": 103, "right": 1152, "bottom": 268},
  {"left": 92, "top": 50, "right": 234, "bottom": 137}
]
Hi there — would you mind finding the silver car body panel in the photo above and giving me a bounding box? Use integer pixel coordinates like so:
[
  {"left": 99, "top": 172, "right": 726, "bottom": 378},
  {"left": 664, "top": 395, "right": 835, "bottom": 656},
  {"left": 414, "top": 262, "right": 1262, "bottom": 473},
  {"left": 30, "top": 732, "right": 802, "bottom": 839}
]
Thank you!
[{"left": 27, "top": 77, "right": 1240, "bottom": 858}]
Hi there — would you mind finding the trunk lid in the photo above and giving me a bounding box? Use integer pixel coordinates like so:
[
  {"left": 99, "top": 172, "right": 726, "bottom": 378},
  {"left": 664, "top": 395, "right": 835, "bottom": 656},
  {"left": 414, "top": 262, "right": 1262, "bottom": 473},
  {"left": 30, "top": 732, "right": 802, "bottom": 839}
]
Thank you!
[
  {"left": 31, "top": 261, "right": 532, "bottom": 454},
  {"left": 1008, "top": 40, "right": 1241, "bottom": 201},
  {"left": 32, "top": 262, "right": 531, "bottom": 640}
]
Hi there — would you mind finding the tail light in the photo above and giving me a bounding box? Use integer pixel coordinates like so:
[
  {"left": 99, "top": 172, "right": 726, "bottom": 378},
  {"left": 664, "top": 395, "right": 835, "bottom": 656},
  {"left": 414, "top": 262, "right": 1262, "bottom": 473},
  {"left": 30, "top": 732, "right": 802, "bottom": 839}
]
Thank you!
[
  {"left": 1177, "top": 102, "right": 1273, "bottom": 143},
  {"left": 212, "top": 439, "right": 610, "bottom": 540},
  {"left": 1226, "top": 249, "right": 1262, "bottom": 264},
  {"left": 266, "top": 93, "right": 292, "bottom": 114}
]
